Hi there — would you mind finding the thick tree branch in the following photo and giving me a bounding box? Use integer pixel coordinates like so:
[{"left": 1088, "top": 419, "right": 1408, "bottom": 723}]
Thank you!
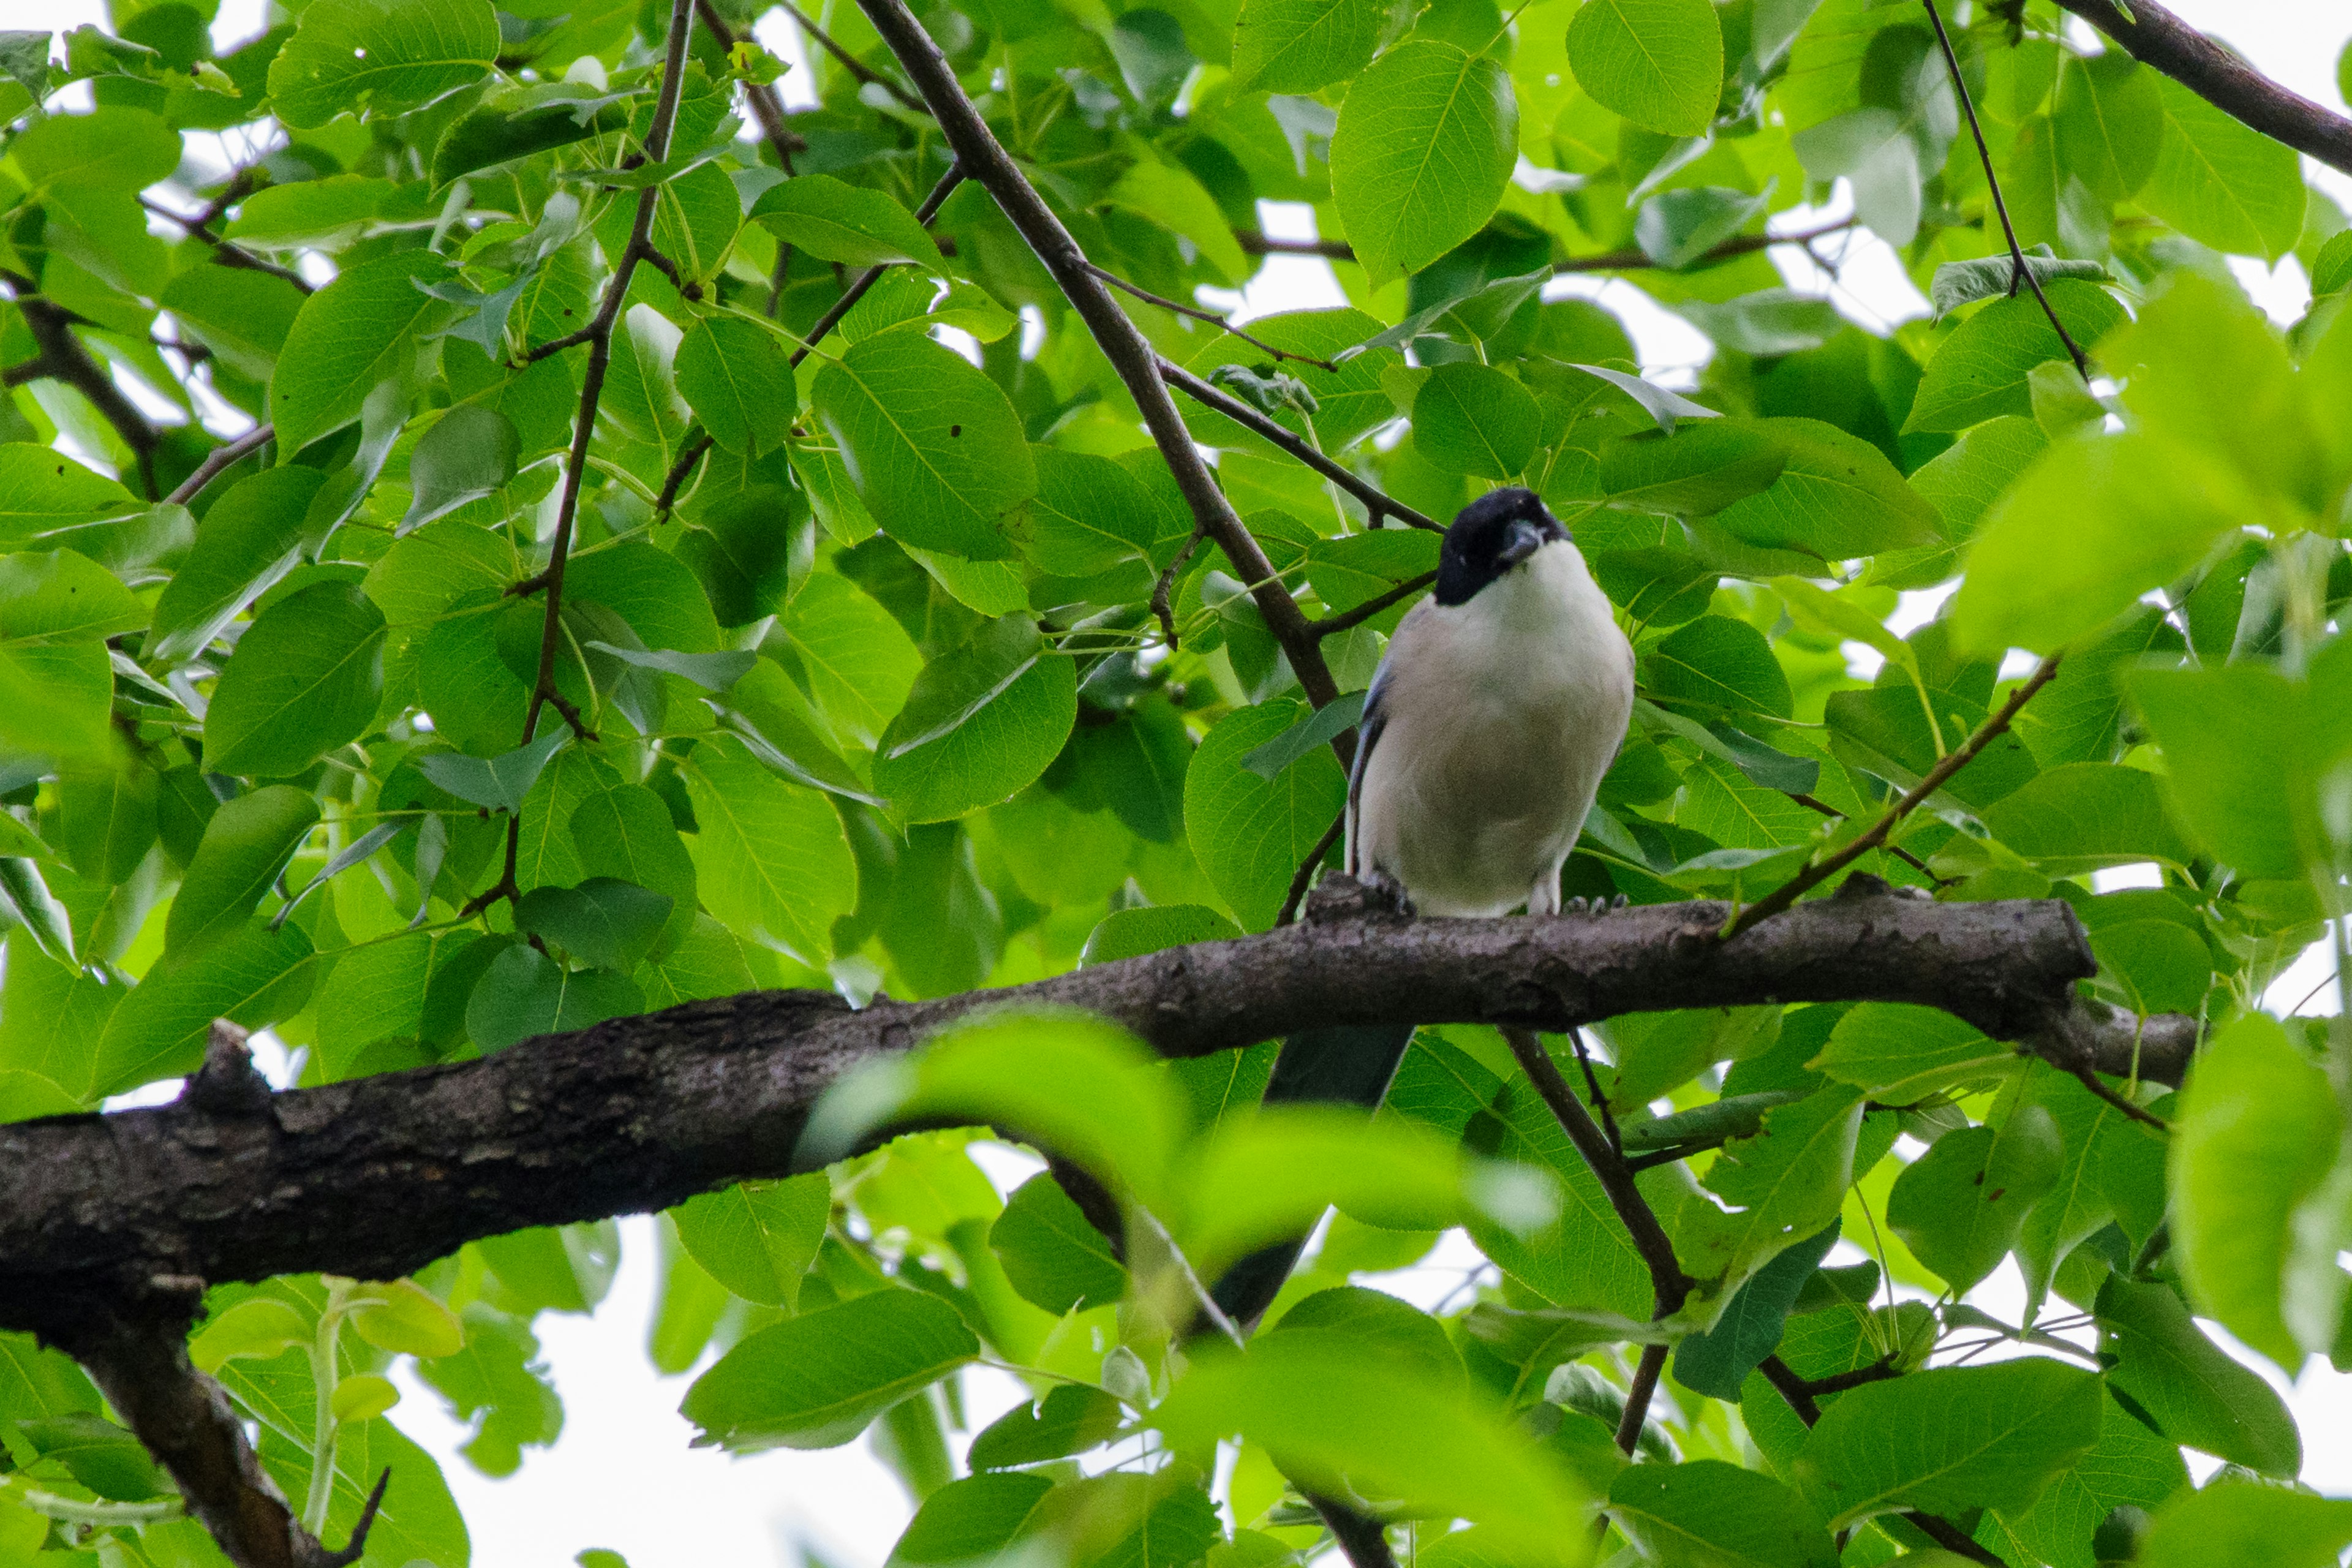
[
  {"left": 1156, "top": 357, "right": 1442, "bottom": 532},
  {"left": 2052, "top": 0, "right": 2352, "bottom": 176},
  {"left": 854, "top": 0, "right": 1348, "bottom": 715},
  {"left": 0, "top": 886, "right": 2190, "bottom": 1338}
]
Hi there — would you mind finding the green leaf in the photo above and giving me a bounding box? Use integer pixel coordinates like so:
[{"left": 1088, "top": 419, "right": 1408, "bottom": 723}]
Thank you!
[
  {"left": 1809, "top": 1003, "right": 2011, "bottom": 1102},
  {"left": 1679, "top": 1084, "right": 1868, "bottom": 1288},
  {"left": 1791, "top": 1359, "right": 2103, "bottom": 1530},
  {"left": 417, "top": 731, "right": 572, "bottom": 815},
  {"left": 2096, "top": 1275, "right": 2299, "bottom": 1476},
  {"left": 872, "top": 620, "right": 1077, "bottom": 824},
  {"left": 0, "top": 446, "right": 143, "bottom": 549},
  {"left": 192, "top": 1299, "right": 314, "bottom": 1373},
  {"left": 5, "top": 104, "right": 179, "bottom": 192},
  {"left": 1184, "top": 699, "right": 1348, "bottom": 932},
  {"left": 1985, "top": 1390, "right": 2186, "bottom": 1568},
  {"left": 1080, "top": 905, "right": 1243, "bottom": 967},
  {"left": 812, "top": 331, "right": 1036, "bottom": 560},
  {"left": 1907, "top": 284, "right": 2124, "bottom": 434},
  {"left": 1953, "top": 433, "right": 2248, "bottom": 655},
  {"left": 1607, "top": 1460, "right": 1838, "bottom": 1567},
  {"left": 783, "top": 571, "right": 922, "bottom": 748},
  {"left": 266, "top": 0, "right": 499, "bottom": 129},
  {"left": 1231, "top": 0, "right": 1384, "bottom": 92},
  {"left": 1242, "top": 689, "right": 1363, "bottom": 780},
  {"left": 2169, "top": 1014, "right": 2342, "bottom": 1369},
  {"left": 431, "top": 90, "right": 633, "bottom": 185},
  {"left": 203, "top": 582, "right": 388, "bottom": 778},
  {"left": 1013, "top": 447, "right": 1165, "bottom": 576},
  {"left": 682, "top": 1287, "right": 979, "bottom": 1452},
  {"left": 1709, "top": 418, "right": 1937, "bottom": 559},
  {"left": 671, "top": 1175, "right": 831, "bottom": 1310},
  {"left": 989, "top": 1172, "right": 1131, "bottom": 1314},
  {"left": 1108, "top": 153, "right": 1251, "bottom": 285},
  {"left": 968, "top": 1384, "right": 1126, "bottom": 1470},
  {"left": 1978, "top": 763, "right": 2193, "bottom": 874},
  {"left": 146, "top": 466, "right": 327, "bottom": 666},
  {"left": 413, "top": 1303, "right": 564, "bottom": 1477},
  {"left": 676, "top": 315, "right": 798, "bottom": 459},
  {"left": 167, "top": 785, "right": 320, "bottom": 955},
  {"left": 1568, "top": 0, "right": 1722, "bottom": 137},
  {"left": 1672, "top": 1220, "right": 1839, "bottom": 1401},
  {"left": 1153, "top": 1333, "right": 1583, "bottom": 1545},
  {"left": 2141, "top": 76, "right": 2307, "bottom": 262},
  {"left": 1927, "top": 248, "right": 2111, "bottom": 318},
  {"left": 1413, "top": 364, "right": 1542, "bottom": 479},
  {"left": 750, "top": 175, "right": 946, "bottom": 272},
  {"left": 1329, "top": 41, "right": 1518, "bottom": 285},
  {"left": 270, "top": 250, "right": 454, "bottom": 453},
  {"left": 680, "top": 736, "right": 858, "bottom": 963},
  {"left": 404, "top": 405, "right": 519, "bottom": 530},
  {"left": 0, "top": 551, "right": 144, "bottom": 761},
  {"left": 584, "top": 641, "right": 756, "bottom": 693},
  {"left": 1642, "top": 614, "right": 1791, "bottom": 719},
  {"left": 1886, "top": 1105, "right": 2062, "bottom": 1295},
  {"left": 2052, "top": 53, "right": 2163, "bottom": 202},
  {"left": 1637, "top": 186, "right": 1771, "bottom": 271},
  {"left": 92, "top": 922, "right": 316, "bottom": 1097},
  {"left": 514, "top": 876, "right": 674, "bottom": 971},
  {"left": 2122, "top": 665, "right": 2329, "bottom": 880},
  {"left": 1270, "top": 1286, "right": 1462, "bottom": 1385},
  {"left": 889, "top": 1472, "right": 1057, "bottom": 1564},
  {"left": 462, "top": 943, "right": 643, "bottom": 1053},
  {"left": 1600, "top": 421, "right": 1789, "bottom": 516},
  {"left": 2138, "top": 1483, "right": 2352, "bottom": 1568}
]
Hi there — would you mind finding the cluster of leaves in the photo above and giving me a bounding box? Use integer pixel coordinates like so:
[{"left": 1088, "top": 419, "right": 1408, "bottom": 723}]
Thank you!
[{"left": 4, "top": 0, "right": 2352, "bottom": 1561}]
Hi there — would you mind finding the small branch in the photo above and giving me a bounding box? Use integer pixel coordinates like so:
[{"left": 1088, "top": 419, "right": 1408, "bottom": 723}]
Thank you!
[
  {"left": 1157, "top": 357, "right": 1442, "bottom": 533},
  {"left": 1150, "top": 525, "right": 1207, "bottom": 649},
  {"left": 1724, "top": 654, "right": 2063, "bottom": 938},
  {"left": 1796, "top": 1359, "right": 1902, "bottom": 1398},
  {"left": 1310, "top": 1496, "right": 1401, "bottom": 1568},
  {"left": 1235, "top": 217, "right": 1863, "bottom": 276},
  {"left": 775, "top": 0, "right": 927, "bottom": 111},
  {"left": 1566, "top": 1028, "right": 1621, "bottom": 1156},
  {"left": 655, "top": 433, "right": 713, "bottom": 519},
  {"left": 1615, "top": 1345, "right": 1670, "bottom": 1456},
  {"left": 167, "top": 425, "right": 275, "bottom": 506},
  {"left": 636, "top": 243, "right": 698, "bottom": 299},
  {"left": 1087, "top": 263, "right": 1338, "bottom": 371},
  {"left": 858, "top": 0, "right": 1348, "bottom": 721},
  {"left": 692, "top": 0, "right": 807, "bottom": 168},
  {"left": 139, "top": 194, "right": 315, "bottom": 294},
  {"left": 1276, "top": 809, "right": 1347, "bottom": 927},
  {"left": 6, "top": 293, "right": 162, "bottom": 495},
  {"left": 2063, "top": 1063, "right": 2168, "bottom": 1130},
  {"left": 521, "top": 0, "right": 699, "bottom": 748},
  {"left": 1310, "top": 571, "right": 1436, "bottom": 639},
  {"left": 2052, "top": 0, "right": 2352, "bottom": 177},
  {"left": 1757, "top": 1352, "right": 2005, "bottom": 1568},
  {"left": 1920, "top": 0, "right": 2089, "bottom": 379},
  {"left": 1786, "top": 791, "right": 1944, "bottom": 883}
]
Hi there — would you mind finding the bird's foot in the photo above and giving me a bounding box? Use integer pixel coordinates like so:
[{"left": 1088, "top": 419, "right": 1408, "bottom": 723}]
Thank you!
[
  {"left": 1563, "top": 894, "right": 1630, "bottom": 916},
  {"left": 1303, "top": 871, "right": 1416, "bottom": 923}
]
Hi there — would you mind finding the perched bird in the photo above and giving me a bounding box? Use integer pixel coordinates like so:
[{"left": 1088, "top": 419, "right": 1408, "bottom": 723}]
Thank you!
[{"left": 1210, "top": 486, "right": 1636, "bottom": 1324}]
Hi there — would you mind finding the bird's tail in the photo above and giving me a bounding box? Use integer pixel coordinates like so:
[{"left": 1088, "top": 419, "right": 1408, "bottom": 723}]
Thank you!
[{"left": 1205, "top": 1022, "right": 1417, "bottom": 1327}]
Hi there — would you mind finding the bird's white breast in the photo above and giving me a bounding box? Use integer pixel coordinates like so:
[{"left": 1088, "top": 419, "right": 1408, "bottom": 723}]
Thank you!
[{"left": 1351, "top": 542, "right": 1634, "bottom": 916}]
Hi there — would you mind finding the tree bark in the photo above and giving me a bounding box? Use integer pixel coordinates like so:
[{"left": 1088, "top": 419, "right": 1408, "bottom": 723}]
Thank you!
[{"left": 0, "top": 884, "right": 2187, "bottom": 1340}]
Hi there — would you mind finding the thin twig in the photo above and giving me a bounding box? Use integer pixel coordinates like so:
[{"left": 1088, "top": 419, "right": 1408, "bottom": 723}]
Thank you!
[
  {"left": 1567, "top": 1028, "right": 1621, "bottom": 1156},
  {"left": 1724, "top": 654, "right": 2064, "bottom": 938},
  {"left": 1277, "top": 809, "right": 1347, "bottom": 926},
  {"left": 138, "top": 192, "right": 315, "bottom": 293},
  {"left": 692, "top": 0, "right": 807, "bottom": 168},
  {"left": 776, "top": 0, "right": 927, "bottom": 111},
  {"left": 791, "top": 164, "right": 968, "bottom": 369},
  {"left": 4, "top": 288, "right": 162, "bottom": 495},
  {"left": 1310, "top": 571, "right": 1436, "bottom": 639},
  {"left": 520, "top": 0, "right": 699, "bottom": 753},
  {"left": 1787, "top": 791, "right": 1945, "bottom": 882},
  {"left": 858, "top": 0, "right": 1348, "bottom": 723},
  {"left": 1919, "top": 0, "right": 2089, "bottom": 379},
  {"left": 1087, "top": 263, "right": 1337, "bottom": 371},
  {"left": 2065, "top": 1063, "right": 2169, "bottom": 1130},
  {"left": 1149, "top": 526, "right": 1207, "bottom": 649},
  {"left": 1157, "top": 357, "right": 1442, "bottom": 532},
  {"left": 655, "top": 433, "right": 714, "bottom": 519},
  {"left": 1236, "top": 216, "right": 1863, "bottom": 276},
  {"left": 166, "top": 424, "right": 274, "bottom": 506}
]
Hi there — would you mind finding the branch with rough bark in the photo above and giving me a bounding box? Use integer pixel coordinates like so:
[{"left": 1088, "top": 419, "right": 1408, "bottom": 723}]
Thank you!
[
  {"left": 853, "top": 0, "right": 1348, "bottom": 718},
  {"left": 0, "top": 884, "right": 2188, "bottom": 1340},
  {"left": 2051, "top": 0, "right": 2352, "bottom": 176}
]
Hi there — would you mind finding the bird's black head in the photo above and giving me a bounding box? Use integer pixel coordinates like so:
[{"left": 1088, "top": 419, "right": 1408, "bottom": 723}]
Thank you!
[{"left": 1433, "top": 487, "right": 1570, "bottom": 606}]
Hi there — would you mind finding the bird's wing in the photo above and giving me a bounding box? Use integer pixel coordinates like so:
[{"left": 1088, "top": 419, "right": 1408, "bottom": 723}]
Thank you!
[{"left": 1343, "top": 660, "right": 1392, "bottom": 875}]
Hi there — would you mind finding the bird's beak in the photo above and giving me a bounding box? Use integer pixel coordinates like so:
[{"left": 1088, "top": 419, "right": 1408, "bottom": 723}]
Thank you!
[{"left": 1497, "top": 518, "right": 1550, "bottom": 568}]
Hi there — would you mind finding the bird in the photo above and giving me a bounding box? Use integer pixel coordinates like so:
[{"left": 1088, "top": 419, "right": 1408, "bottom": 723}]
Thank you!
[{"left": 1209, "top": 486, "right": 1637, "bottom": 1325}]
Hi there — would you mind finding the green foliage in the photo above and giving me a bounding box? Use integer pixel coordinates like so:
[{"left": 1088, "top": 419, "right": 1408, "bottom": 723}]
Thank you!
[{"left": 6, "top": 0, "right": 2351, "bottom": 1561}]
